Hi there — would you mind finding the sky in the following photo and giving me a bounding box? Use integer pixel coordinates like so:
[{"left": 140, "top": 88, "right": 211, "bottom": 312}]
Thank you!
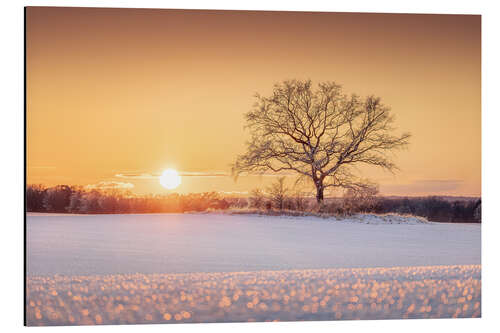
[{"left": 26, "top": 7, "right": 481, "bottom": 196}]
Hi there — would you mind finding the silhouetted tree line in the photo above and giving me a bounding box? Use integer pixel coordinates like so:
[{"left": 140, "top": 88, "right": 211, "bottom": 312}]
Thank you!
[
  {"left": 26, "top": 184, "right": 230, "bottom": 214},
  {"left": 27, "top": 184, "right": 480, "bottom": 223},
  {"left": 371, "top": 196, "right": 481, "bottom": 223}
]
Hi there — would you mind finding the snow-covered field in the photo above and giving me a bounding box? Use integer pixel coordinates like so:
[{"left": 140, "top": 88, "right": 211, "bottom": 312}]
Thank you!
[
  {"left": 27, "top": 213, "right": 480, "bottom": 275},
  {"left": 26, "top": 213, "right": 481, "bottom": 325}
]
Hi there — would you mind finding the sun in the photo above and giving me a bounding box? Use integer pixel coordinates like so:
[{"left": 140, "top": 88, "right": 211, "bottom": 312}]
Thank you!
[{"left": 159, "top": 169, "right": 181, "bottom": 190}]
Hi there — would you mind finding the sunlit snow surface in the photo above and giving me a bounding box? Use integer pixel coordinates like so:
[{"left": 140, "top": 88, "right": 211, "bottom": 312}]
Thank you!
[
  {"left": 27, "top": 265, "right": 480, "bottom": 325},
  {"left": 26, "top": 213, "right": 481, "bottom": 325}
]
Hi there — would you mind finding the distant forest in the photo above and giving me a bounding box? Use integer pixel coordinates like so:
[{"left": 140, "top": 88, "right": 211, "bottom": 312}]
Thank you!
[{"left": 26, "top": 184, "right": 481, "bottom": 223}]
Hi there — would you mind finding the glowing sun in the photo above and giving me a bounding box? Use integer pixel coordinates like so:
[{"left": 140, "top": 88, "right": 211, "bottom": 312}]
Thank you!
[{"left": 160, "top": 169, "right": 181, "bottom": 190}]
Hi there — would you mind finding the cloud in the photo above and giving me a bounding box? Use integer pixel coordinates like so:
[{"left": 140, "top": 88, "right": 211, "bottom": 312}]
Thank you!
[
  {"left": 85, "top": 181, "right": 135, "bottom": 190},
  {"left": 180, "top": 171, "right": 229, "bottom": 177},
  {"left": 250, "top": 172, "right": 296, "bottom": 177},
  {"left": 380, "top": 179, "right": 463, "bottom": 195},
  {"left": 114, "top": 171, "right": 229, "bottom": 179},
  {"left": 115, "top": 173, "right": 159, "bottom": 180},
  {"left": 218, "top": 190, "right": 249, "bottom": 195},
  {"left": 114, "top": 170, "right": 294, "bottom": 180}
]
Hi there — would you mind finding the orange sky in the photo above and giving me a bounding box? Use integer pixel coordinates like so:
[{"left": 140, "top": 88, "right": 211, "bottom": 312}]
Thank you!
[{"left": 26, "top": 7, "right": 481, "bottom": 196}]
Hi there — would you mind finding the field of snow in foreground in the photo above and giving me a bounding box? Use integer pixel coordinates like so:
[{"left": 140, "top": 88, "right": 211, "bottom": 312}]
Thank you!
[
  {"left": 26, "top": 265, "right": 481, "bottom": 325},
  {"left": 27, "top": 213, "right": 480, "bottom": 275}
]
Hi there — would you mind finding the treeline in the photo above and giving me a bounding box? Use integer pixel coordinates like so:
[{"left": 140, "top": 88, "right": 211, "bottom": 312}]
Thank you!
[
  {"left": 371, "top": 197, "right": 481, "bottom": 223},
  {"left": 26, "top": 184, "right": 230, "bottom": 214},
  {"left": 26, "top": 184, "right": 481, "bottom": 223},
  {"left": 236, "top": 179, "right": 481, "bottom": 223}
]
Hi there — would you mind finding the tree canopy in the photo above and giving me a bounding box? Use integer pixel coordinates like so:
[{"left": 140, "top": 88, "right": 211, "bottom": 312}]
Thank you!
[{"left": 232, "top": 79, "right": 411, "bottom": 202}]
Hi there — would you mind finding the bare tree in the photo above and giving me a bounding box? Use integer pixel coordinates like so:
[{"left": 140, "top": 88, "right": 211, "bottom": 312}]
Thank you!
[
  {"left": 232, "top": 80, "right": 410, "bottom": 203},
  {"left": 249, "top": 188, "right": 266, "bottom": 209},
  {"left": 267, "top": 177, "right": 289, "bottom": 210},
  {"left": 291, "top": 187, "right": 308, "bottom": 211}
]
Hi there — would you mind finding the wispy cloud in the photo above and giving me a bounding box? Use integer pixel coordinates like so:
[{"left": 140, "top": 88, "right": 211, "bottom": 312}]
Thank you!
[
  {"left": 85, "top": 181, "right": 135, "bottom": 190},
  {"left": 253, "top": 172, "right": 296, "bottom": 177},
  {"left": 115, "top": 171, "right": 229, "bottom": 179},
  {"left": 180, "top": 171, "right": 229, "bottom": 177},
  {"left": 115, "top": 173, "right": 159, "bottom": 180},
  {"left": 114, "top": 170, "right": 295, "bottom": 180},
  {"left": 381, "top": 179, "right": 463, "bottom": 194},
  {"left": 218, "top": 190, "right": 249, "bottom": 195}
]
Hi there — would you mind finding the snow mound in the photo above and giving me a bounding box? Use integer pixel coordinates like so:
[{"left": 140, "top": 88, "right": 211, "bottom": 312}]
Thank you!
[{"left": 349, "top": 213, "right": 428, "bottom": 225}]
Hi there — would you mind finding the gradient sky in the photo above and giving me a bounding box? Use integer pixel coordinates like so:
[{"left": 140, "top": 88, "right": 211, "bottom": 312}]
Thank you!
[{"left": 26, "top": 7, "right": 481, "bottom": 196}]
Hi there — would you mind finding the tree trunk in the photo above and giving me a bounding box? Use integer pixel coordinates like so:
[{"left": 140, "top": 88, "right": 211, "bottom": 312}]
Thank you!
[{"left": 315, "top": 181, "right": 324, "bottom": 203}]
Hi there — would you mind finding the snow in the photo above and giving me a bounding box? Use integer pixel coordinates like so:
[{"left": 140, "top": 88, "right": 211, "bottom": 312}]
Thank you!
[
  {"left": 349, "top": 213, "right": 429, "bottom": 224},
  {"left": 26, "top": 213, "right": 480, "bottom": 276},
  {"left": 26, "top": 265, "right": 481, "bottom": 325}
]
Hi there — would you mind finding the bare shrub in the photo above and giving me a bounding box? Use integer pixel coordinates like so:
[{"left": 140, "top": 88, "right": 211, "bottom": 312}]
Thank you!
[
  {"left": 342, "top": 185, "right": 379, "bottom": 215},
  {"left": 249, "top": 189, "right": 266, "bottom": 209},
  {"left": 267, "top": 177, "right": 289, "bottom": 210}
]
